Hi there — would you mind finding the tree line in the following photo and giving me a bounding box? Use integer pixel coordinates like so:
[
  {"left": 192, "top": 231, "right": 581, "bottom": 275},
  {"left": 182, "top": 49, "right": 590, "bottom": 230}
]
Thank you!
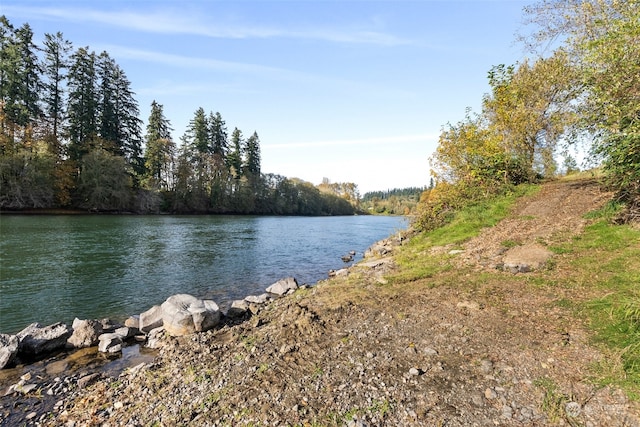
[
  {"left": 0, "top": 17, "right": 358, "bottom": 215},
  {"left": 360, "top": 187, "right": 426, "bottom": 215},
  {"left": 416, "top": 0, "right": 640, "bottom": 230}
]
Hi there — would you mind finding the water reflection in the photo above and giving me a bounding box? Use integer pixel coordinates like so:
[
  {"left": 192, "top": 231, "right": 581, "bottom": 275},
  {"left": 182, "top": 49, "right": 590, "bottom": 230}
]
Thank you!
[{"left": 1, "top": 215, "right": 406, "bottom": 333}]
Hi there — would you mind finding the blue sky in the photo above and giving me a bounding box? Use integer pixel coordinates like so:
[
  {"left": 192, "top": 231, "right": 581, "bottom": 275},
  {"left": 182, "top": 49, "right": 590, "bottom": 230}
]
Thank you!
[{"left": 2, "top": 0, "right": 531, "bottom": 194}]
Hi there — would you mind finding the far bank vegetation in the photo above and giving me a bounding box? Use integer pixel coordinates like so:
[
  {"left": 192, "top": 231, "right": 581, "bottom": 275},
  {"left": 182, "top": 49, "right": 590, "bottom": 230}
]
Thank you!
[{"left": 0, "top": 17, "right": 359, "bottom": 215}]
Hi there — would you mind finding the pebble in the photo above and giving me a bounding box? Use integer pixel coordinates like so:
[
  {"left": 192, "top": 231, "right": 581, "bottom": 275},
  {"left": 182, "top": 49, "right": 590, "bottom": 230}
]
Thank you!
[
  {"left": 485, "top": 388, "right": 497, "bottom": 399},
  {"left": 502, "top": 405, "right": 513, "bottom": 419},
  {"left": 480, "top": 359, "right": 493, "bottom": 374},
  {"left": 565, "top": 401, "right": 581, "bottom": 418},
  {"left": 409, "top": 367, "right": 420, "bottom": 376},
  {"left": 471, "top": 394, "right": 484, "bottom": 407}
]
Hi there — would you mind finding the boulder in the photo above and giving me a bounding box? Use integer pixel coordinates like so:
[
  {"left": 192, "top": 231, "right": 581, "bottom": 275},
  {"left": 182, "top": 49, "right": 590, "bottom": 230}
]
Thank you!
[
  {"left": 161, "top": 294, "right": 221, "bottom": 337},
  {"left": 99, "top": 318, "right": 120, "bottom": 332},
  {"left": 114, "top": 326, "right": 136, "bottom": 339},
  {"left": 266, "top": 277, "right": 299, "bottom": 296},
  {"left": 0, "top": 334, "right": 19, "bottom": 369},
  {"left": 245, "top": 293, "right": 270, "bottom": 304},
  {"left": 17, "top": 322, "right": 71, "bottom": 357},
  {"left": 226, "top": 300, "right": 249, "bottom": 318},
  {"left": 503, "top": 243, "right": 553, "bottom": 273},
  {"left": 139, "top": 305, "right": 164, "bottom": 333},
  {"left": 124, "top": 315, "right": 140, "bottom": 329},
  {"left": 66, "top": 318, "right": 103, "bottom": 349},
  {"left": 98, "top": 333, "right": 123, "bottom": 353}
]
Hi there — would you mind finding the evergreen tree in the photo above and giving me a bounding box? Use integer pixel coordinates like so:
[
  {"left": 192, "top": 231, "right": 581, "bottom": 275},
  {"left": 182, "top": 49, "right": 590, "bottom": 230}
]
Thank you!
[
  {"left": 209, "top": 111, "right": 228, "bottom": 158},
  {"left": 66, "top": 47, "right": 98, "bottom": 161},
  {"left": 42, "top": 32, "right": 72, "bottom": 144},
  {"left": 111, "top": 62, "right": 143, "bottom": 176},
  {"left": 227, "top": 127, "right": 243, "bottom": 179},
  {"left": 96, "top": 51, "right": 143, "bottom": 173},
  {"left": 144, "top": 100, "right": 175, "bottom": 190},
  {"left": 12, "top": 23, "right": 41, "bottom": 130},
  {"left": 0, "top": 16, "right": 17, "bottom": 150},
  {"left": 0, "top": 20, "right": 41, "bottom": 147},
  {"left": 97, "top": 52, "right": 118, "bottom": 148},
  {"left": 243, "top": 131, "right": 261, "bottom": 177},
  {"left": 185, "top": 107, "right": 209, "bottom": 153}
]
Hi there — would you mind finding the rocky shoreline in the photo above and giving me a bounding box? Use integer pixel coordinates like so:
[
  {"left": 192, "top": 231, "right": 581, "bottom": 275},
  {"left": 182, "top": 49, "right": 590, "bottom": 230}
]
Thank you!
[{"left": 0, "top": 235, "right": 404, "bottom": 426}]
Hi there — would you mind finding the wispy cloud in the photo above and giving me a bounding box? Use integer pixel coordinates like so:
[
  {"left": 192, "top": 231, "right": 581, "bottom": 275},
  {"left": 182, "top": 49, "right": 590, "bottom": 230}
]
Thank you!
[
  {"left": 3, "top": 5, "right": 412, "bottom": 46},
  {"left": 268, "top": 133, "right": 438, "bottom": 149},
  {"left": 100, "top": 45, "right": 296, "bottom": 77}
]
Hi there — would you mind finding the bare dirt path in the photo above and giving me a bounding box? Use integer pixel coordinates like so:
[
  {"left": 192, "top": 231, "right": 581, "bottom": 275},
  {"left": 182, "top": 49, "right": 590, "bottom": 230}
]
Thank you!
[{"left": 459, "top": 178, "right": 614, "bottom": 272}]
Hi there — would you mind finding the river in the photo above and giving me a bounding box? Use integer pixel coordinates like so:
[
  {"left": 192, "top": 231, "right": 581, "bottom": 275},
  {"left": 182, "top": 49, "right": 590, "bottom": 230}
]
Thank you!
[{"left": 0, "top": 214, "right": 407, "bottom": 334}]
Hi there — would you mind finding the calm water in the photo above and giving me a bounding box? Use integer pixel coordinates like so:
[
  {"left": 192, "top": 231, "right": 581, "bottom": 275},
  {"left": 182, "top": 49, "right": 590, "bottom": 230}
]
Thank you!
[{"left": 0, "top": 215, "right": 406, "bottom": 334}]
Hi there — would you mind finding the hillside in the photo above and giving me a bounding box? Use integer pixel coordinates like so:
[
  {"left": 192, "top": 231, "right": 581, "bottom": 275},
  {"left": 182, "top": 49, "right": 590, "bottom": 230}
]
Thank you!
[{"left": 2, "top": 176, "right": 640, "bottom": 426}]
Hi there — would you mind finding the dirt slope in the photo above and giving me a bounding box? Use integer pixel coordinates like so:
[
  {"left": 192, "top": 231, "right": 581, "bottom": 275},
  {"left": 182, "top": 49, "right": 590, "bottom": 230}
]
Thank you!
[{"left": 4, "top": 177, "right": 639, "bottom": 426}]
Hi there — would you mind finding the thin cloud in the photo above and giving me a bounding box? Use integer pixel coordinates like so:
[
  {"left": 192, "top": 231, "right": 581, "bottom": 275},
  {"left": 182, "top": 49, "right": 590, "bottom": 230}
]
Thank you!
[
  {"left": 101, "top": 45, "right": 295, "bottom": 77},
  {"left": 4, "top": 5, "right": 412, "bottom": 46},
  {"left": 268, "top": 134, "right": 438, "bottom": 149}
]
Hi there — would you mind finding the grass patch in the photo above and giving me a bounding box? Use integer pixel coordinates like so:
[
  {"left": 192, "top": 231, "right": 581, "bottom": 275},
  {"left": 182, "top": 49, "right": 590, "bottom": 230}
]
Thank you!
[
  {"left": 388, "top": 184, "right": 537, "bottom": 285},
  {"left": 551, "top": 217, "right": 640, "bottom": 398},
  {"left": 534, "top": 377, "right": 572, "bottom": 422},
  {"left": 426, "top": 184, "right": 538, "bottom": 247}
]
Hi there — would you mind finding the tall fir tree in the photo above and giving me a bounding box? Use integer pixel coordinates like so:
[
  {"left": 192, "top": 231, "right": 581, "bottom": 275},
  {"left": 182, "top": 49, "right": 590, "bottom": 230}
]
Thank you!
[
  {"left": 0, "top": 20, "right": 41, "bottom": 147},
  {"left": 243, "top": 131, "right": 261, "bottom": 177},
  {"left": 227, "top": 127, "right": 243, "bottom": 179},
  {"left": 42, "top": 31, "right": 72, "bottom": 145},
  {"left": 66, "top": 46, "right": 98, "bottom": 161},
  {"left": 185, "top": 107, "right": 209, "bottom": 154},
  {"left": 144, "top": 100, "right": 175, "bottom": 190},
  {"left": 209, "top": 111, "right": 228, "bottom": 158}
]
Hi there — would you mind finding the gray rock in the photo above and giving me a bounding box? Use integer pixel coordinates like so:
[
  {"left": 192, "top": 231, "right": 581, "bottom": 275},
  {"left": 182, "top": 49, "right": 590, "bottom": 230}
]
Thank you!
[
  {"left": 565, "top": 401, "right": 581, "bottom": 418},
  {"left": 114, "top": 326, "right": 136, "bottom": 339},
  {"left": 245, "top": 294, "right": 270, "bottom": 304},
  {"left": 98, "top": 333, "right": 123, "bottom": 353},
  {"left": 139, "top": 305, "right": 164, "bottom": 333},
  {"left": 226, "top": 300, "right": 249, "bottom": 318},
  {"left": 124, "top": 315, "right": 140, "bottom": 329},
  {"left": 145, "top": 327, "right": 165, "bottom": 349},
  {"left": 266, "top": 277, "right": 299, "bottom": 296},
  {"left": 480, "top": 359, "right": 494, "bottom": 374},
  {"left": 0, "top": 334, "right": 19, "bottom": 369},
  {"left": 99, "top": 318, "right": 120, "bottom": 332},
  {"left": 485, "top": 388, "right": 498, "bottom": 399},
  {"left": 77, "top": 373, "right": 101, "bottom": 389},
  {"left": 17, "top": 322, "right": 72, "bottom": 357},
  {"left": 329, "top": 268, "right": 349, "bottom": 277},
  {"left": 161, "top": 294, "right": 221, "bottom": 337},
  {"left": 66, "top": 318, "right": 103, "bottom": 349}
]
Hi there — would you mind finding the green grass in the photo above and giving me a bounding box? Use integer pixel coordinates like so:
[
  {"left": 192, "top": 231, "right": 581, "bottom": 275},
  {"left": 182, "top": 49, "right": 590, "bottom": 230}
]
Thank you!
[
  {"left": 534, "top": 377, "right": 572, "bottom": 422},
  {"left": 549, "top": 202, "right": 640, "bottom": 398},
  {"left": 388, "top": 184, "right": 537, "bottom": 285},
  {"left": 426, "top": 184, "right": 538, "bottom": 247}
]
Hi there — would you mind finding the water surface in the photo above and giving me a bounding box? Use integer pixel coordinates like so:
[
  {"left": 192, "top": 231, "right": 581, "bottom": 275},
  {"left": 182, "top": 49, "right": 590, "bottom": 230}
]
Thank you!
[{"left": 0, "top": 215, "right": 406, "bottom": 333}]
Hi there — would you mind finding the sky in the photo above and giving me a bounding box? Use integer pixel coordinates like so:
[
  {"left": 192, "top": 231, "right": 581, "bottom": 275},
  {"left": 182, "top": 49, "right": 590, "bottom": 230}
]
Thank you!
[{"left": 2, "top": 0, "right": 532, "bottom": 195}]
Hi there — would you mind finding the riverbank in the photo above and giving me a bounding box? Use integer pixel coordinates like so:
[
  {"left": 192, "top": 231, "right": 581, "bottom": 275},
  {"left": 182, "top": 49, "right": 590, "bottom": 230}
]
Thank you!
[{"left": 2, "top": 177, "right": 639, "bottom": 426}]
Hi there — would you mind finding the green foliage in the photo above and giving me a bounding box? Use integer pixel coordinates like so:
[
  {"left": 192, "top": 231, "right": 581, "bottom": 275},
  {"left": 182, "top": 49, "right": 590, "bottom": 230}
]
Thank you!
[
  {"left": 361, "top": 186, "right": 423, "bottom": 215},
  {"left": 524, "top": 0, "right": 640, "bottom": 214},
  {"left": 0, "top": 150, "right": 56, "bottom": 209},
  {"left": 76, "top": 148, "right": 132, "bottom": 211}
]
